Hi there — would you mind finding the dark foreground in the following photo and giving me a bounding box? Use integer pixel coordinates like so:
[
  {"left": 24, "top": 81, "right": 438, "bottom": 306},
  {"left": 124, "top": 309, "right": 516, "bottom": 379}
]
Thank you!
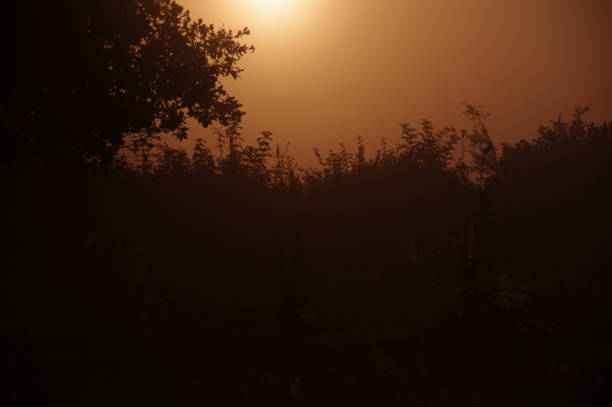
[{"left": 11, "top": 315, "right": 610, "bottom": 406}]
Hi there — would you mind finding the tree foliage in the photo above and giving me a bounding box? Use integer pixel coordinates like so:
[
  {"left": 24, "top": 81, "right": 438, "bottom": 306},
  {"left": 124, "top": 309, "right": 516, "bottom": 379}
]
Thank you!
[
  {"left": 15, "top": 99, "right": 612, "bottom": 404},
  {"left": 14, "top": 0, "right": 253, "bottom": 167}
]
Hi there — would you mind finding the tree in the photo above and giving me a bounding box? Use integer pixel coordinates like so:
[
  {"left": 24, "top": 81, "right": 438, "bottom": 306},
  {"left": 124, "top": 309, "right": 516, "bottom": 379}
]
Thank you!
[
  {"left": 457, "top": 104, "right": 498, "bottom": 290},
  {"left": 460, "top": 104, "right": 498, "bottom": 190},
  {"left": 489, "top": 108, "right": 612, "bottom": 326},
  {"left": 14, "top": 0, "right": 254, "bottom": 167},
  {"left": 398, "top": 120, "right": 459, "bottom": 171}
]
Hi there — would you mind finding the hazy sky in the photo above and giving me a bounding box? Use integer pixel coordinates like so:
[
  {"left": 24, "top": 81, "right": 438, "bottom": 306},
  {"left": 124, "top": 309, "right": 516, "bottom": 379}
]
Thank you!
[{"left": 179, "top": 0, "right": 612, "bottom": 165}]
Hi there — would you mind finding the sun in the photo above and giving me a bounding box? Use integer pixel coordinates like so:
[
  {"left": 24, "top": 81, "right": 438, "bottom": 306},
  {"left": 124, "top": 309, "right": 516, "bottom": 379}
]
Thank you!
[
  {"left": 241, "top": 0, "right": 304, "bottom": 19},
  {"left": 254, "top": 0, "right": 286, "bottom": 11}
]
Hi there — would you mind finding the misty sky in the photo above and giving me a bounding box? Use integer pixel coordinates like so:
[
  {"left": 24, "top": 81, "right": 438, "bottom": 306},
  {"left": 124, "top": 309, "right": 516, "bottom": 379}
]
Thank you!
[{"left": 179, "top": 0, "right": 612, "bottom": 165}]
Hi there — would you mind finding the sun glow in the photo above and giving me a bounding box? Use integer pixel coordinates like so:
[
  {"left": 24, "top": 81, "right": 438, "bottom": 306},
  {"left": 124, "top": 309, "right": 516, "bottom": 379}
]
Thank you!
[{"left": 239, "top": 0, "right": 305, "bottom": 20}]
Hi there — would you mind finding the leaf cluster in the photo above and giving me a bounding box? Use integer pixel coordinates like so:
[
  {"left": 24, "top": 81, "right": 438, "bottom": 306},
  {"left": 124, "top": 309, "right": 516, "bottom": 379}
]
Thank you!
[{"left": 14, "top": 0, "right": 254, "bottom": 167}]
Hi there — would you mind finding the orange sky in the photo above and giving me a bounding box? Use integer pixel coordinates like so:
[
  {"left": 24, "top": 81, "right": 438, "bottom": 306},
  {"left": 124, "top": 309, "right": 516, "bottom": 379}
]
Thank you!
[{"left": 178, "top": 0, "right": 612, "bottom": 166}]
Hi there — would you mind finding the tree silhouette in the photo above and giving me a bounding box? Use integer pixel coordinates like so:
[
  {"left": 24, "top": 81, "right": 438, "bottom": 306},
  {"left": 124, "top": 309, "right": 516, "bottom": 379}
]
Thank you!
[
  {"left": 493, "top": 107, "right": 612, "bottom": 315},
  {"left": 12, "top": 98, "right": 612, "bottom": 404},
  {"left": 14, "top": 0, "right": 253, "bottom": 167}
]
